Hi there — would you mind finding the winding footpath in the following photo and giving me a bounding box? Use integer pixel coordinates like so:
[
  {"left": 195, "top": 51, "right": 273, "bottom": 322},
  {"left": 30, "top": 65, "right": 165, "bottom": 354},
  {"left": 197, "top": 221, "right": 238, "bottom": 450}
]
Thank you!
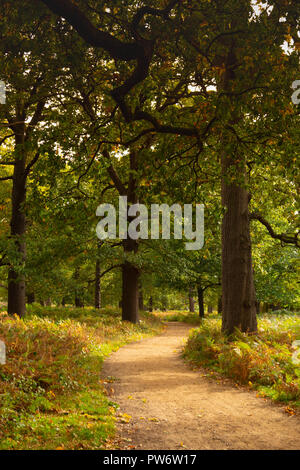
[{"left": 102, "top": 322, "right": 300, "bottom": 450}]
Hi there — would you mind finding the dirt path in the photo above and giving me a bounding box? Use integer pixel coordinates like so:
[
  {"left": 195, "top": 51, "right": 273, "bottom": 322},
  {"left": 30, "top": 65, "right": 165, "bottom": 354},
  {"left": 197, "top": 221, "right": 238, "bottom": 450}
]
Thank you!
[{"left": 102, "top": 322, "right": 300, "bottom": 450}]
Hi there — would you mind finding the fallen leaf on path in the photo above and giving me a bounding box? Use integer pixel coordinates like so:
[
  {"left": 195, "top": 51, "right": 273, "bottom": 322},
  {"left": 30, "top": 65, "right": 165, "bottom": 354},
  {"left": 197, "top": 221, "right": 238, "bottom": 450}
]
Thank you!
[
  {"left": 285, "top": 406, "right": 295, "bottom": 416},
  {"left": 118, "top": 413, "right": 132, "bottom": 423}
]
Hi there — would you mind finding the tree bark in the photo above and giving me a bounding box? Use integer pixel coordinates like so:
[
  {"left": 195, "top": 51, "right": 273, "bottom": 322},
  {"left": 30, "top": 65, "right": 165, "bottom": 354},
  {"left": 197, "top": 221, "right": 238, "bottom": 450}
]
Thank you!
[
  {"left": 138, "top": 287, "right": 144, "bottom": 311},
  {"left": 122, "top": 237, "right": 139, "bottom": 323},
  {"left": 197, "top": 283, "right": 205, "bottom": 318},
  {"left": 148, "top": 296, "right": 153, "bottom": 312},
  {"left": 105, "top": 148, "right": 140, "bottom": 322},
  {"left": 122, "top": 261, "right": 139, "bottom": 322},
  {"left": 7, "top": 133, "right": 27, "bottom": 317},
  {"left": 218, "top": 34, "right": 258, "bottom": 335},
  {"left": 218, "top": 296, "right": 222, "bottom": 315},
  {"left": 74, "top": 267, "right": 84, "bottom": 307},
  {"left": 121, "top": 150, "right": 139, "bottom": 323},
  {"left": 207, "top": 305, "right": 213, "bottom": 314},
  {"left": 75, "top": 296, "right": 84, "bottom": 308},
  {"left": 221, "top": 152, "right": 257, "bottom": 334},
  {"left": 95, "top": 258, "right": 101, "bottom": 309},
  {"left": 188, "top": 288, "right": 195, "bottom": 313}
]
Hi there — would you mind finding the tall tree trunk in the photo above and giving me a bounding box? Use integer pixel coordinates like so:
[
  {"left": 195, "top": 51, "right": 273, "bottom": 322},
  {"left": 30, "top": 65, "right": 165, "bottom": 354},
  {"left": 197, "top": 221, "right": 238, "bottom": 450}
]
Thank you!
[
  {"left": 221, "top": 152, "right": 257, "bottom": 334},
  {"left": 106, "top": 148, "right": 140, "bottom": 323},
  {"left": 219, "top": 35, "right": 257, "bottom": 335},
  {"left": 62, "top": 297, "right": 66, "bottom": 307},
  {"left": 95, "top": 258, "right": 101, "bottom": 309},
  {"left": 197, "top": 283, "right": 205, "bottom": 318},
  {"left": 188, "top": 288, "right": 195, "bottom": 313},
  {"left": 207, "top": 305, "right": 213, "bottom": 314},
  {"left": 8, "top": 134, "right": 26, "bottom": 317},
  {"left": 74, "top": 267, "right": 84, "bottom": 308},
  {"left": 121, "top": 150, "right": 139, "bottom": 324},
  {"left": 218, "top": 296, "right": 222, "bottom": 315},
  {"left": 122, "top": 239, "right": 139, "bottom": 323},
  {"left": 138, "top": 287, "right": 144, "bottom": 311},
  {"left": 75, "top": 296, "right": 84, "bottom": 308},
  {"left": 122, "top": 261, "right": 139, "bottom": 323},
  {"left": 148, "top": 296, "right": 153, "bottom": 312}
]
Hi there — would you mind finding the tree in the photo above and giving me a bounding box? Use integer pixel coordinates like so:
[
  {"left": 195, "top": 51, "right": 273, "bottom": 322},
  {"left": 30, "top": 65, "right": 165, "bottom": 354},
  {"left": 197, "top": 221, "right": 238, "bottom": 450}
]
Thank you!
[
  {"left": 175, "top": 0, "right": 299, "bottom": 332},
  {"left": 8, "top": 0, "right": 299, "bottom": 332},
  {"left": 0, "top": 2, "right": 66, "bottom": 315}
]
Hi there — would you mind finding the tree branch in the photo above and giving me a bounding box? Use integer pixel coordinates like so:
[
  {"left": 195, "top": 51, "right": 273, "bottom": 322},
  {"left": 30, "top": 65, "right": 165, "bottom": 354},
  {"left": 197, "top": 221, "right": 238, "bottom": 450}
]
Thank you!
[
  {"left": 133, "top": 109, "right": 203, "bottom": 148},
  {"left": 24, "top": 152, "right": 40, "bottom": 178},
  {"left": 0, "top": 134, "right": 14, "bottom": 147},
  {"left": 76, "top": 141, "right": 102, "bottom": 190},
  {"left": 100, "top": 264, "right": 123, "bottom": 278},
  {"left": 202, "top": 282, "right": 221, "bottom": 292},
  {"left": 25, "top": 100, "right": 46, "bottom": 140},
  {"left": 250, "top": 212, "right": 299, "bottom": 248},
  {"left": 40, "top": 0, "right": 143, "bottom": 60},
  {"left": 0, "top": 253, "right": 8, "bottom": 267},
  {"left": 0, "top": 176, "right": 13, "bottom": 181},
  {"left": 131, "top": 0, "right": 179, "bottom": 39},
  {"left": 40, "top": 0, "right": 155, "bottom": 121},
  {"left": 103, "top": 149, "right": 127, "bottom": 196}
]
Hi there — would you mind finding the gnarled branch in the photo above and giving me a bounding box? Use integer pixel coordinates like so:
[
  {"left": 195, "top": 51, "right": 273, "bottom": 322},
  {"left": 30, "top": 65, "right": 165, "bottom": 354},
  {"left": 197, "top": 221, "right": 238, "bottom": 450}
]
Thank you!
[
  {"left": 250, "top": 212, "right": 299, "bottom": 248},
  {"left": 40, "top": 0, "right": 143, "bottom": 59}
]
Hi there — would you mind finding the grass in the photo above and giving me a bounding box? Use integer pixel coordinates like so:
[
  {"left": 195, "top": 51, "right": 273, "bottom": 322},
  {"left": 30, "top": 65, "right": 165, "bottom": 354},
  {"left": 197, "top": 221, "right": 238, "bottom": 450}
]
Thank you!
[
  {"left": 183, "top": 312, "right": 300, "bottom": 412},
  {"left": 0, "top": 305, "right": 163, "bottom": 450},
  {"left": 155, "top": 310, "right": 202, "bottom": 324}
]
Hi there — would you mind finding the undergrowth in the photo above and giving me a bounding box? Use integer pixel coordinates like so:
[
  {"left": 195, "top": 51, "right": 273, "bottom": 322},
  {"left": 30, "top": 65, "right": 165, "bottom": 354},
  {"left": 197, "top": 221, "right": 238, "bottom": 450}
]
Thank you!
[
  {"left": 183, "top": 313, "right": 300, "bottom": 411},
  {"left": 155, "top": 310, "right": 202, "bottom": 324},
  {"left": 0, "top": 305, "right": 163, "bottom": 450}
]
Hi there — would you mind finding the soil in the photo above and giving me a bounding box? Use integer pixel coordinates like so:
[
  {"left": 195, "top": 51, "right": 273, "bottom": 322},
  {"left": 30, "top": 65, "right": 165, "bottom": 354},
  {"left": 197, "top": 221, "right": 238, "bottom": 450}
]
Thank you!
[{"left": 102, "top": 322, "right": 300, "bottom": 450}]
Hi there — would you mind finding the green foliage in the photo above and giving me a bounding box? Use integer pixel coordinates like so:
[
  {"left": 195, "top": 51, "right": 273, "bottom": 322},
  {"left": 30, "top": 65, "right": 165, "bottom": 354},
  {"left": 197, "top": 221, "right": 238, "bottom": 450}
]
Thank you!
[
  {"left": 156, "top": 310, "right": 203, "bottom": 325},
  {"left": 183, "top": 313, "right": 300, "bottom": 410},
  {"left": 0, "top": 306, "right": 162, "bottom": 449},
  {"left": 0, "top": 1, "right": 299, "bottom": 447}
]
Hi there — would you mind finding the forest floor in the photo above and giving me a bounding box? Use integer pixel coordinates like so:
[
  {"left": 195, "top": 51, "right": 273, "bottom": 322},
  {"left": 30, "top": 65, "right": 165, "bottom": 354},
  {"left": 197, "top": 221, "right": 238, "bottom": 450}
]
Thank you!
[
  {"left": 103, "top": 322, "right": 300, "bottom": 450},
  {"left": 0, "top": 306, "right": 163, "bottom": 450}
]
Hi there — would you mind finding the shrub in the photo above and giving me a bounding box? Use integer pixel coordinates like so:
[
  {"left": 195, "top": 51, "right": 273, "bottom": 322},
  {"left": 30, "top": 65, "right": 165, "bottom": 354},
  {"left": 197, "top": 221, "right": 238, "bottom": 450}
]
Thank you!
[{"left": 183, "top": 314, "right": 300, "bottom": 410}]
